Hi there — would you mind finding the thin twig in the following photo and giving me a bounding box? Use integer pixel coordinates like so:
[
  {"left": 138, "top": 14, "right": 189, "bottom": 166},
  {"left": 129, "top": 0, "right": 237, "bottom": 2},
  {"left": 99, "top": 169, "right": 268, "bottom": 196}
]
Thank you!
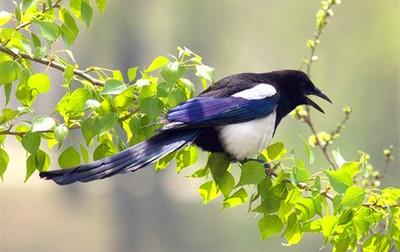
[
  {"left": 0, "top": 45, "right": 105, "bottom": 86},
  {"left": 330, "top": 111, "right": 351, "bottom": 138},
  {"left": 303, "top": 1, "right": 337, "bottom": 169},
  {"left": 304, "top": 116, "right": 337, "bottom": 168}
]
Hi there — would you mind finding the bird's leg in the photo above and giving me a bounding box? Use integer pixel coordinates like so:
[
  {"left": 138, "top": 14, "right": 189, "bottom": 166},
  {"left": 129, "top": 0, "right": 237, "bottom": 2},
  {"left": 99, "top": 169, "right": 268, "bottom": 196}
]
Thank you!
[{"left": 242, "top": 158, "right": 271, "bottom": 170}]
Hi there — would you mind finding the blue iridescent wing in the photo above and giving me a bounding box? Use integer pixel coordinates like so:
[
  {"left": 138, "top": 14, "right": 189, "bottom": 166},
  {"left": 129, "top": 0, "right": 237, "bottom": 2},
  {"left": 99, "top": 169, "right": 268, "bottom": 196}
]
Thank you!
[{"left": 166, "top": 95, "right": 279, "bottom": 127}]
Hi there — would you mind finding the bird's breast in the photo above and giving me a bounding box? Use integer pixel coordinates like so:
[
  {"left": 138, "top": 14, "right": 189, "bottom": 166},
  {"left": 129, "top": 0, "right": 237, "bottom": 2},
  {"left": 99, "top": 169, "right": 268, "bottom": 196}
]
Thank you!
[{"left": 218, "top": 109, "right": 277, "bottom": 161}]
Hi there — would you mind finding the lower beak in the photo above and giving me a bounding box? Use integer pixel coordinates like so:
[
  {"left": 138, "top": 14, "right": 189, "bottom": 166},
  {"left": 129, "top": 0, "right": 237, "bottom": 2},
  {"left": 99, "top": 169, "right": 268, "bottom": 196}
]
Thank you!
[
  {"left": 304, "top": 89, "right": 332, "bottom": 113},
  {"left": 304, "top": 97, "right": 325, "bottom": 113}
]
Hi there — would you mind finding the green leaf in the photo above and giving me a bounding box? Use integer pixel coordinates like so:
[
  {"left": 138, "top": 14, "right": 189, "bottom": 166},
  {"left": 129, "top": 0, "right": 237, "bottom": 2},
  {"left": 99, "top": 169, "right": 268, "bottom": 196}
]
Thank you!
[
  {"left": 81, "top": 113, "right": 118, "bottom": 145},
  {"left": 342, "top": 185, "right": 366, "bottom": 208},
  {"left": 101, "top": 79, "right": 127, "bottom": 95},
  {"left": 167, "top": 87, "right": 187, "bottom": 107},
  {"left": 60, "top": 8, "right": 79, "bottom": 46},
  {"left": 25, "top": 149, "right": 50, "bottom": 181},
  {"left": 93, "top": 141, "right": 115, "bottom": 160},
  {"left": 84, "top": 99, "right": 101, "bottom": 110},
  {"left": 206, "top": 153, "right": 234, "bottom": 196},
  {"left": 32, "top": 116, "right": 56, "bottom": 132},
  {"left": 284, "top": 213, "right": 303, "bottom": 245},
  {"left": 145, "top": 56, "right": 169, "bottom": 72},
  {"left": 238, "top": 161, "right": 265, "bottom": 186},
  {"left": 223, "top": 188, "right": 248, "bottom": 208},
  {"left": 293, "top": 160, "right": 310, "bottom": 183},
  {"left": 198, "top": 180, "right": 220, "bottom": 204},
  {"left": 22, "top": 0, "right": 35, "bottom": 11},
  {"left": 21, "top": 132, "right": 41, "bottom": 154},
  {"left": 338, "top": 209, "right": 354, "bottom": 225},
  {"left": 54, "top": 124, "right": 69, "bottom": 143},
  {"left": 176, "top": 146, "right": 198, "bottom": 173},
  {"left": 195, "top": 65, "right": 215, "bottom": 83},
  {"left": 190, "top": 166, "right": 209, "bottom": 178},
  {"left": 320, "top": 215, "right": 338, "bottom": 241},
  {"left": 3, "top": 82, "right": 12, "bottom": 105},
  {"left": 95, "top": 0, "right": 108, "bottom": 12},
  {"left": 332, "top": 149, "right": 346, "bottom": 167},
  {"left": 127, "top": 67, "right": 138, "bottom": 82},
  {"left": 58, "top": 147, "right": 81, "bottom": 168},
  {"left": 324, "top": 169, "right": 352, "bottom": 194},
  {"left": 376, "top": 235, "right": 391, "bottom": 252},
  {"left": 34, "top": 20, "right": 60, "bottom": 42},
  {"left": 324, "top": 162, "right": 360, "bottom": 193},
  {"left": 139, "top": 97, "right": 164, "bottom": 120},
  {"left": 0, "top": 108, "right": 18, "bottom": 125},
  {"left": 161, "top": 62, "right": 185, "bottom": 84},
  {"left": 207, "top": 152, "right": 230, "bottom": 179},
  {"left": 0, "top": 11, "right": 12, "bottom": 26},
  {"left": 217, "top": 171, "right": 235, "bottom": 197},
  {"left": 253, "top": 194, "right": 281, "bottom": 213},
  {"left": 259, "top": 215, "right": 283, "bottom": 240},
  {"left": 263, "top": 142, "right": 287, "bottom": 161},
  {"left": 56, "top": 88, "right": 91, "bottom": 117},
  {"left": 340, "top": 162, "right": 361, "bottom": 176},
  {"left": 0, "top": 61, "right": 20, "bottom": 84},
  {"left": 155, "top": 151, "right": 176, "bottom": 171},
  {"left": 303, "top": 139, "right": 315, "bottom": 164},
  {"left": 70, "top": 0, "right": 82, "bottom": 17},
  {"left": 295, "top": 198, "right": 315, "bottom": 221},
  {"left": 80, "top": 0, "right": 93, "bottom": 27},
  {"left": 80, "top": 144, "right": 89, "bottom": 164},
  {"left": 0, "top": 147, "right": 9, "bottom": 180},
  {"left": 28, "top": 73, "right": 51, "bottom": 94},
  {"left": 81, "top": 118, "right": 97, "bottom": 145}
]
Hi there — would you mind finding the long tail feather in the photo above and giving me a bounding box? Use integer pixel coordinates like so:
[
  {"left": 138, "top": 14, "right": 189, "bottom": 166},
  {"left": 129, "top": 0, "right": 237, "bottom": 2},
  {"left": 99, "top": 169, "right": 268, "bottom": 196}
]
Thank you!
[{"left": 40, "top": 130, "right": 200, "bottom": 185}]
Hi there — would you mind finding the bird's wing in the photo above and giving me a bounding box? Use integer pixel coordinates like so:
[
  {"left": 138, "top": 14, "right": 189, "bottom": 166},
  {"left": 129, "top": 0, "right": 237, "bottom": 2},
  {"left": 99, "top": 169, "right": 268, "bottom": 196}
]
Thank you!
[{"left": 165, "top": 94, "right": 279, "bottom": 128}]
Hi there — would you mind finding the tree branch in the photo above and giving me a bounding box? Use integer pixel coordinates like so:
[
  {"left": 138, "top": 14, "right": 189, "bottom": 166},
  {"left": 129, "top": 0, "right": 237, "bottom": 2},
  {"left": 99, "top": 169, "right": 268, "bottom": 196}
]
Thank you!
[
  {"left": 0, "top": 45, "right": 105, "bottom": 86},
  {"left": 0, "top": 111, "right": 136, "bottom": 137}
]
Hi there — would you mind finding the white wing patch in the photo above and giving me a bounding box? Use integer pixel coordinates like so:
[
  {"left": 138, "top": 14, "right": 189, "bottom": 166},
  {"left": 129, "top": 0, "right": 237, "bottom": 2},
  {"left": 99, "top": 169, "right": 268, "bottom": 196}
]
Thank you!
[
  {"left": 218, "top": 109, "right": 277, "bottom": 161},
  {"left": 232, "top": 83, "right": 276, "bottom": 100}
]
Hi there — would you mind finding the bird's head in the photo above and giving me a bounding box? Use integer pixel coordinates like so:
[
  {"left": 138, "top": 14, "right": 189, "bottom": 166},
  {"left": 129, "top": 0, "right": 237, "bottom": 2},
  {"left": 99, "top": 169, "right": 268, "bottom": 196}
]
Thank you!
[{"left": 267, "top": 70, "right": 332, "bottom": 113}]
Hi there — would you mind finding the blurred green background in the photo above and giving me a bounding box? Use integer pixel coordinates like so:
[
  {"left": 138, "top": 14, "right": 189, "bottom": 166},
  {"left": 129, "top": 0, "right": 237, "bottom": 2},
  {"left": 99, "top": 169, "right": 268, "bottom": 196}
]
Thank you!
[{"left": 1, "top": 1, "right": 399, "bottom": 251}]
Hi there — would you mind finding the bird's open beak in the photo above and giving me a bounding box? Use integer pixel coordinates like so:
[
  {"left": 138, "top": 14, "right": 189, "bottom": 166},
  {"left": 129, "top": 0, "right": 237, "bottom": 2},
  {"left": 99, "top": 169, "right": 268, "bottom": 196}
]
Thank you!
[{"left": 304, "top": 89, "right": 332, "bottom": 113}]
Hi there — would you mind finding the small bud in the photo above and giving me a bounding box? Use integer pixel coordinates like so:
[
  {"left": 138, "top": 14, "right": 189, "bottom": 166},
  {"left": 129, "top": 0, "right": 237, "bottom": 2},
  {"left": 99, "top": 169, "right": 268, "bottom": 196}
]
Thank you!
[
  {"left": 308, "top": 135, "right": 318, "bottom": 147},
  {"left": 311, "top": 55, "right": 319, "bottom": 61},
  {"left": 342, "top": 106, "right": 352, "bottom": 115},
  {"left": 331, "top": 132, "right": 340, "bottom": 140},
  {"left": 383, "top": 146, "right": 394, "bottom": 160},
  {"left": 373, "top": 180, "right": 381, "bottom": 187},
  {"left": 308, "top": 131, "right": 332, "bottom": 147},
  {"left": 291, "top": 106, "right": 308, "bottom": 121},
  {"left": 306, "top": 39, "right": 316, "bottom": 49}
]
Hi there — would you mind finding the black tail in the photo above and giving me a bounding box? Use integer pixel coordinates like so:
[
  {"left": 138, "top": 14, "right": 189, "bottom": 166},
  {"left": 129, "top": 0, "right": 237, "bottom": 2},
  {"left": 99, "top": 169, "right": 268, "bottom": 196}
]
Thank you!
[{"left": 40, "top": 130, "right": 200, "bottom": 185}]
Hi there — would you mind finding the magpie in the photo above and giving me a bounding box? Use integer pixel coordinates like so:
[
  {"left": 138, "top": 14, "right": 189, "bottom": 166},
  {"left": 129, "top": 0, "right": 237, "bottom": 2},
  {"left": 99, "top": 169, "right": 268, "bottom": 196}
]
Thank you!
[{"left": 40, "top": 70, "right": 331, "bottom": 185}]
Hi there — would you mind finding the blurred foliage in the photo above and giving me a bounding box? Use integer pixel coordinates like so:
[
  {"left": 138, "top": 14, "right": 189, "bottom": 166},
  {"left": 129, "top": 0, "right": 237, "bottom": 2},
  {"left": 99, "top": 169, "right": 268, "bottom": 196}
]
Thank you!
[{"left": 0, "top": 0, "right": 398, "bottom": 251}]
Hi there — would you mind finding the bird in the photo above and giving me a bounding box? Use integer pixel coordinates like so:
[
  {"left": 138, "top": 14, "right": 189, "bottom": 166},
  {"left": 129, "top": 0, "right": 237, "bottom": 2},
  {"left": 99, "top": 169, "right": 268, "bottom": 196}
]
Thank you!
[{"left": 40, "top": 69, "right": 331, "bottom": 185}]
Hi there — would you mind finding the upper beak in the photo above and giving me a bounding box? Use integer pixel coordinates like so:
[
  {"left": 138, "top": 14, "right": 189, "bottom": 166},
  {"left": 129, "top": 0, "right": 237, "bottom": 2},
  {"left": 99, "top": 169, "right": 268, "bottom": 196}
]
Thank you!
[
  {"left": 304, "top": 89, "right": 332, "bottom": 113},
  {"left": 314, "top": 90, "right": 332, "bottom": 104}
]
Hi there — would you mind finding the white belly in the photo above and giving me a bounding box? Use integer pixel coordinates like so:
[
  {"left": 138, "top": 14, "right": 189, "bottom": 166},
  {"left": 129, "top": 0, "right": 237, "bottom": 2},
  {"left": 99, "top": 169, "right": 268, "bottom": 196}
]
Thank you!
[{"left": 218, "top": 110, "right": 276, "bottom": 161}]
